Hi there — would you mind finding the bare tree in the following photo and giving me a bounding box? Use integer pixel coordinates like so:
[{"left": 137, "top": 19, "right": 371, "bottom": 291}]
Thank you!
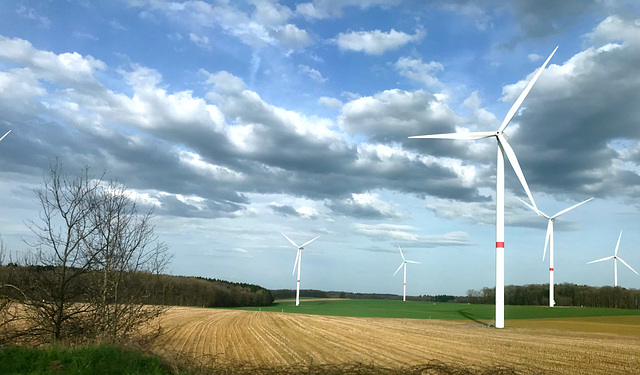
[
  {"left": 84, "top": 181, "right": 171, "bottom": 342},
  {"left": 24, "top": 161, "right": 104, "bottom": 341},
  {"left": 18, "top": 161, "right": 171, "bottom": 343}
]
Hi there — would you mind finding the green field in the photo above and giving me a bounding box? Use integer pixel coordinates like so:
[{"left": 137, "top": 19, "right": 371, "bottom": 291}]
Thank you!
[{"left": 235, "top": 299, "right": 640, "bottom": 322}]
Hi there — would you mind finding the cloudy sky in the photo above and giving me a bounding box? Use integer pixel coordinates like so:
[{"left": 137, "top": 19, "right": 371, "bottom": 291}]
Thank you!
[{"left": 1, "top": 1, "right": 640, "bottom": 296}]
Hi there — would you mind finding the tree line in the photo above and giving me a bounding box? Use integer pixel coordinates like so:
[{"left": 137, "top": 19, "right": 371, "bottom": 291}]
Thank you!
[
  {"left": 462, "top": 283, "right": 640, "bottom": 309},
  {"left": 271, "top": 289, "right": 455, "bottom": 302}
]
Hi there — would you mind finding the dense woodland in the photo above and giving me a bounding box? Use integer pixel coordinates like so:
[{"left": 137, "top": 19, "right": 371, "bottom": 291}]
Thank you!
[
  {"left": 271, "top": 289, "right": 455, "bottom": 302},
  {"left": 463, "top": 283, "right": 640, "bottom": 309},
  {"left": 0, "top": 265, "right": 274, "bottom": 308},
  {"left": 273, "top": 284, "right": 640, "bottom": 309}
]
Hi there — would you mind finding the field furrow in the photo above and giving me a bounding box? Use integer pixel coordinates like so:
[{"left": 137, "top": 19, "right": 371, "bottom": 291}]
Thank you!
[{"left": 153, "top": 307, "right": 640, "bottom": 374}]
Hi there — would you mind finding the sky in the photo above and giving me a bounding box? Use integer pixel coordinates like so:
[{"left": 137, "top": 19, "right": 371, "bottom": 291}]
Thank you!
[{"left": 1, "top": 1, "right": 640, "bottom": 297}]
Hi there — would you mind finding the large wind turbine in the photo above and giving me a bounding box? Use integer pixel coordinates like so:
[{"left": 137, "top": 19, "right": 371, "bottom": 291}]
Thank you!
[
  {"left": 0, "top": 130, "right": 10, "bottom": 142},
  {"left": 518, "top": 197, "right": 593, "bottom": 307},
  {"left": 409, "top": 47, "right": 557, "bottom": 328},
  {"left": 393, "top": 245, "right": 420, "bottom": 302},
  {"left": 587, "top": 231, "right": 639, "bottom": 287},
  {"left": 281, "top": 233, "right": 320, "bottom": 306}
]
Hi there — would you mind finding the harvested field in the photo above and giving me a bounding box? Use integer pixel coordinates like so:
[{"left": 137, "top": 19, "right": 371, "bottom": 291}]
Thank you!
[{"left": 153, "top": 306, "right": 640, "bottom": 374}]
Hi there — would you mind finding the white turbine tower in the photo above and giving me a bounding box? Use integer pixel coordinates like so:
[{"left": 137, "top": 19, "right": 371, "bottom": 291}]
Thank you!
[
  {"left": 409, "top": 47, "right": 557, "bottom": 328},
  {"left": 281, "top": 233, "right": 320, "bottom": 306},
  {"left": 587, "top": 231, "right": 639, "bottom": 287},
  {"left": 518, "top": 197, "right": 593, "bottom": 307},
  {"left": 0, "top": 130, "right": 10, "bottom": 142},
  {"left": 393, "top": 245, "right": 420, "bottom": 302}
]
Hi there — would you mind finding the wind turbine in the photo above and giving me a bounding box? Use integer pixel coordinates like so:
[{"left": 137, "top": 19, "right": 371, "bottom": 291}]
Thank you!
[
  {"left": 393, "top": 245, "right": 420, "bottom": 302},
  {"left": 409, "top": 47, "right": 558, "bottom": 328},
  {"left": 587, "top": 231, "right": 639, "bottom": 287},
  {"left": 281, "top": 232, "right": 320, "bottom": 306},
  {"left": 518, "top": 197, "right": 593, "bottom": 307},
  {"left": 0, "top": 130, "right": 10, "bottom": 142}
]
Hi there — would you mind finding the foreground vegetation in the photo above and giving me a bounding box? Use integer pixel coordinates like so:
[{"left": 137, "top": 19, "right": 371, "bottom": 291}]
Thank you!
[
  {"left": 0, "top": 345, "right": 179, "bottom": 375},
  {"left": 0, "top": 343, "right": 536, "bottom": 375}
]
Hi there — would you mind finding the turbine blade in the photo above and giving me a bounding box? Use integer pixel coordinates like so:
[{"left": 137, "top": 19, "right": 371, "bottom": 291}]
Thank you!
[
  {"left": 408, "top": 131, "right": 496, "bottom": 140},
  {"left": 292, "top": 249, "right": 300, "bottom": 276},
  {"left": 281, "top": 232, "right": 299, "bottom": 248},
  {"left": 551, "top": 197, "right": 594, "bottom": 219},
  {"left": 300, "top": 235, "right": 320, "bottom": 248},
  {"left": 398, "top": 244, "right": 406, "bottom": 262},
  {"left": 498, "top": 46, "right": 558, "bottom": 132},
  {"left": 515, "top": 197, "right": 546, "bottom": 217},
  {"left": 587, "top": 256, "right": 614, "bottom": 264},
  {"left": 406, "top": 260, "right": 421, "bottom": 264},
  {"left": 499, "top": 135, "right": 537, "bottom": 211},
  {"left": 543, "top": 220, "right": 552, "bottom": 261},
  {"left": 615, "top": 231, "right": 622, "bottom": 256},
  {"left": 0, "top": 130, "right": 10, "bottom": 142},
  {"left": 617, "top": 257, "right": 640, "bottom": 276},
  {"left": 393, "top": 262, "right": 404, "bottom": 277}
]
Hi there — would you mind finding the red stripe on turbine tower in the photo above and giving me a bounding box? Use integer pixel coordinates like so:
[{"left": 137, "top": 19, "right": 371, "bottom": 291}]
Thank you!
[
  {"left": 496, "top": 242, "right": 504, "bottom": 248},
  {"left": 297, "top": 280, "right": 300, "bottom": 282},
  {"left": 549, "top": 268, "right": 553, "bottom": 271}
]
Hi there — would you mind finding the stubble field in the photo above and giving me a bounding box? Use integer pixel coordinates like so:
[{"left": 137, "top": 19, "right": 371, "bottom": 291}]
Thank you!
[{"left": 152, "top": 303, "right": 640, "bottom": 374}]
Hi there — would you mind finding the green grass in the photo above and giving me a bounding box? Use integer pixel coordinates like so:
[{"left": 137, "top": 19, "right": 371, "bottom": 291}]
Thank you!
[
  {"left": 235, "top": 299, "right": 640, "bottom": 323},
  {"left": 0, "top": 344, "right": 180, "bottom": 375}
]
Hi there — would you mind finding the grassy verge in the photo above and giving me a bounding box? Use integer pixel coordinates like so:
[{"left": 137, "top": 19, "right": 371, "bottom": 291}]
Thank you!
[
  {"left": 234, "top": 299, "right": 640, "bottom": 322},
  {"left": 0, "top": 344, "right": 537, "bottom": 375},
  {"left": 0, "top": 344, "right": 180, "bottom": 375}
]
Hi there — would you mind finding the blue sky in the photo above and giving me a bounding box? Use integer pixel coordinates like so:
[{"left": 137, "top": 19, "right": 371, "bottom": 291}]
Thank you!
[{"left": 1, "top": 1, "right": 640, "bottom": 296}]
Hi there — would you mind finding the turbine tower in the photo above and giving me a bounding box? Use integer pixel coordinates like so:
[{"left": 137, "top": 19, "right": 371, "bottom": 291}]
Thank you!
[
  {"left": 281, "top": 233, "right": 320, "bottom": 306},
  {"left": 392, "top": 245, "right": 420, "bottom": 301},
  {"left": 587, "top": 231, "right": 639, "bottom": 287},
  {"left": 518, "top": 197, "right": 593, "bottom": 307},
  {"left": 409, "top": 47, "right": 557, "bottom": 328}
]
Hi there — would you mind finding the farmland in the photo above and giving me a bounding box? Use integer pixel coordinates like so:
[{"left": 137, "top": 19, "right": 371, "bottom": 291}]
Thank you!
[{"left": 152, "top": 300, "right": 640, "bottom": 374}]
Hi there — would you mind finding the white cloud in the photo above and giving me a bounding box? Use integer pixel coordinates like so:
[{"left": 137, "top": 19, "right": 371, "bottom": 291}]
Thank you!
[
  {"left": 167, "top": 32, "right": 183, "bottom": 41},
  {"left": 329, "top": 193, "right": 403, "bottom": 220},
  {"left": 298, "top": 64, "right": 327, "bottom": 83},
  {"left": 296, "top": 206, "right": 319, "bottom": 219},
  {"left": 527, "top": 53, "right": 542, "bottom": 62},
  {"left": 270, "top": 24, "right": 312, "bottom": 49},
  {"left": 394, "top": 56, "right": 443, "bottom": 87},
  {"left": 318, "top": 96, "right": 342, "bottom": 109},
  {"left": 587, "top": 15, "right": 640, "bottom": 47},
  {"left": 16, "top": 5, "right": 51, "bottom": 28},
  {"left": 335, "top": 28, "right": 425, "bottom": 55},
  {"left": 353, "top": 223, "right": 420, "bottom": 241},
  {"left": 0, "top": 36, "right": 106, "bottom": 86},
  {"left": 73, "top": 31, "right": 99, "bottom": 41},
  {"left": 110, "top": 19, "right": 126, "bottom": 31},
  {"left": 296, "top": 0, "right": 402, "bottom": 20},
  {"left": 189, "top": 32, "right": 211, "bottom": 49},
  {"left": 251, "top": 0, "right": 293, "bottom": 26}
]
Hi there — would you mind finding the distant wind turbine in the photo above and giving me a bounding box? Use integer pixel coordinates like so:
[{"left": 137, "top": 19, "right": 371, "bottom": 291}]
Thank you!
[
  {"left": 409, "top": 47, "right": 558, "bottom": 328},
  {"left": 0, "top": 130, "right": 10, "bottom": 142},
  {"left": 518, "top": 197, "right": 593, "bottom": 307},
  {"left": 281, "top": 233, "right": 320, "bottom": 306},
  {"left": 393, "top": 245, "right": 420, "bottom": 302},
  {"left": 587, "top": 231, "right": 639, "bottom": 287}
]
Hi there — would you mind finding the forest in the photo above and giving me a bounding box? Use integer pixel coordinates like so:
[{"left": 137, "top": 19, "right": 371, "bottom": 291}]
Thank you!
[{"left": 462, "top": 283, "right": 640, "bottom": 309}]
